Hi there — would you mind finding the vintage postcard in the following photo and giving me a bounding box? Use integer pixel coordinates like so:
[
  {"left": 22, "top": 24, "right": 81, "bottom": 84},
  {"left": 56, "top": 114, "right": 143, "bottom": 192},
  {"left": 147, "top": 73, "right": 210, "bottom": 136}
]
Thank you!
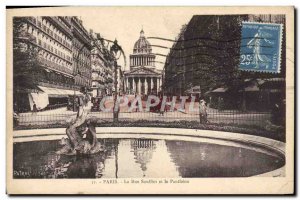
[{"left": 6, "top": 6, "right": 294, "bottom": 195}]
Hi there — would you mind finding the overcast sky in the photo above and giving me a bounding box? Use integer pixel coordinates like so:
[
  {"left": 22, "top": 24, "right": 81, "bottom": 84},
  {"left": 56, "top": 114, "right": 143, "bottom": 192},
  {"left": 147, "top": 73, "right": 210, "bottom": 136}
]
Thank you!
[{"left": 80, "top": 7, "right": 195, "bottom": 71}]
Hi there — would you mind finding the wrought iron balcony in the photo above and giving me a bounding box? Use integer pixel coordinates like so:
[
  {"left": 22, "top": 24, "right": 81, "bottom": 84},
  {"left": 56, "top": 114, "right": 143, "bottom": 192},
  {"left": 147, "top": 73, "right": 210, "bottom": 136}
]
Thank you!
[{"left": 38, "top": 57, "right": 73, "bottom": 75}]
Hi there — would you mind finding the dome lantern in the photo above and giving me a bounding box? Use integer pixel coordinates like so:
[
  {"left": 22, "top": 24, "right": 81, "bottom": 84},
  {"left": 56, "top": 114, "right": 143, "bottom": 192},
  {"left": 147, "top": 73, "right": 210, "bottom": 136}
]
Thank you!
[{"left": 140, "top": 29, "right": 144, "bottom": 38}]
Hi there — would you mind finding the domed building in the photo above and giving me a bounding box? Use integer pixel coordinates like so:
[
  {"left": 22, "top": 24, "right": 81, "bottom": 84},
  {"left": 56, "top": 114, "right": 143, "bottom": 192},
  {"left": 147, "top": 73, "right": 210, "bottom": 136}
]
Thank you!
[{"left": 124, "top": 30, "right": 162, "bottom": 95}]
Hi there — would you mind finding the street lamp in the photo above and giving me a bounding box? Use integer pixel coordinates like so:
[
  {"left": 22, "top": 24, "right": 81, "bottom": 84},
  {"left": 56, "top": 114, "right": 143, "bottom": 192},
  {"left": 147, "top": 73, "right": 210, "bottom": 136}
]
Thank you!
[
  {"left": 92, "top": 36, "right": 126, "bottom": 123},
  {"left": 110, "top": 39, "right": 125, "bottom": 123}
]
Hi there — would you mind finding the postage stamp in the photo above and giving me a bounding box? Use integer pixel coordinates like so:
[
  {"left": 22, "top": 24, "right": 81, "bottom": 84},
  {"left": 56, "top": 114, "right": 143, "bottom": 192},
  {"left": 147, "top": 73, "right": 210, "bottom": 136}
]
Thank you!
[{"left": 240, "top": 22, "right": 283, "bottom": 73}]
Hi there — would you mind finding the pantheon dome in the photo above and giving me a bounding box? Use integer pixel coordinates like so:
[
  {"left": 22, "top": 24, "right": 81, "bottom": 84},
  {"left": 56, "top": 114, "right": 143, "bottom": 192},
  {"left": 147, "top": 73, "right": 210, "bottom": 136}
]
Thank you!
[
  {"left": 129, "top": 29, "right": 156, "bottom": 69},
  {"left": 133, "top": 29, "right": 152, "bottom": 54}
]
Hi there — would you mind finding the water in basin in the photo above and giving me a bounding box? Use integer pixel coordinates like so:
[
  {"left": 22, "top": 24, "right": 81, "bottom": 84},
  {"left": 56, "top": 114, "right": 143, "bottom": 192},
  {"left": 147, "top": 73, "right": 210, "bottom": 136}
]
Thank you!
[{"left": 13, "top": 138, "right": 285, "bottom": 178}]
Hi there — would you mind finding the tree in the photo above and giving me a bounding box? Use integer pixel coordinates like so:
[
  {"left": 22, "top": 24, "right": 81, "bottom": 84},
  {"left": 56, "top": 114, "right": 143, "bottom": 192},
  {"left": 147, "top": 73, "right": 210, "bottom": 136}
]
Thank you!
[{"left": 13, "top": 17, "right": 41, "bottom": 92}]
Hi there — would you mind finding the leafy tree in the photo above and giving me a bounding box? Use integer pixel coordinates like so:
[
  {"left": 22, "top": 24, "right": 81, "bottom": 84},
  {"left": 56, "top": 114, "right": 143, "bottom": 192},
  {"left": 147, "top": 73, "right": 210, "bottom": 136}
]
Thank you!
[{"left": 13, "top": 17, "right": 41, "bottom": 92}]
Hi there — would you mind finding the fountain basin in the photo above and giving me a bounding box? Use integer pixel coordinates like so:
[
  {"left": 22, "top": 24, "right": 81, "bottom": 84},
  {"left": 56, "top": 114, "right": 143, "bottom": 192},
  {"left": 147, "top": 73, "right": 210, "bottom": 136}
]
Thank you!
[{"left": 13, "top": 127, "right": 285, "bottom": 178}]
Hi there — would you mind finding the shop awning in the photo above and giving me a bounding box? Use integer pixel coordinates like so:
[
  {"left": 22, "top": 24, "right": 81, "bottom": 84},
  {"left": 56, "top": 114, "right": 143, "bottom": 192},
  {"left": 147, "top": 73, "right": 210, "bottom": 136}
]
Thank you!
[
  {"left": 212, "top": 87, "right": 228, "bottom": 93},
  {"left": 244, "top": 84, "right": 260, "bottom": 92},
  {"left": 38, "top": 86, "right": 83, "bottom": 98},
  {"left": 28, "top": 92, "right": 49, "bottom": 110}
]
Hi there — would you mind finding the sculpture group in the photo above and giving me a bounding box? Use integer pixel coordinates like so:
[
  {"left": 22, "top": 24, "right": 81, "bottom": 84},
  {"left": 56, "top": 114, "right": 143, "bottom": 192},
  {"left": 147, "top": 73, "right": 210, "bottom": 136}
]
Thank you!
[{"left": 56, "top": 92, "right": 102, "bottom": 155}]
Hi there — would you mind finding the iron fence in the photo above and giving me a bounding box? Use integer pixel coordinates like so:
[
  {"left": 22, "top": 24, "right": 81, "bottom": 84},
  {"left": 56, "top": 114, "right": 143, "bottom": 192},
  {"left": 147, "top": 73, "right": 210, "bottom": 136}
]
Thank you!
[{"left": 13, "top": 101, "right": 273, "bottom": 129}]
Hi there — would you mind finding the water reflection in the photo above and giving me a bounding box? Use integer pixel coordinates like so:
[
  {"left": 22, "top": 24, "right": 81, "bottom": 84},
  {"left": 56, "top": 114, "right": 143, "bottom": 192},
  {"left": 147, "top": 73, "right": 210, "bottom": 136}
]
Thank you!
[
  {"left": 13, "top": 138, "right": 285, "bottom": 178},
  {"left": 131, "top": 139, "right": 156, "bottom": 177},
  {"left": 165, "top": 141, "right": 284, "bottom": 177}
]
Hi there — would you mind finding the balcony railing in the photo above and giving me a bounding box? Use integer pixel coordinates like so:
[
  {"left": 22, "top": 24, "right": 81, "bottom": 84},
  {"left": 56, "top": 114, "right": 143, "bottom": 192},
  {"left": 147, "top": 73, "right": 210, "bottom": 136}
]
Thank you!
[
  {"left": 39, "top": 81, "right": 75, "bottom": 90},
  {"left": 38, "top": 57, "right": 73, "bottom": 75},
  {"left": 45, "top": 17, "right": 73, "bottom": 38}
]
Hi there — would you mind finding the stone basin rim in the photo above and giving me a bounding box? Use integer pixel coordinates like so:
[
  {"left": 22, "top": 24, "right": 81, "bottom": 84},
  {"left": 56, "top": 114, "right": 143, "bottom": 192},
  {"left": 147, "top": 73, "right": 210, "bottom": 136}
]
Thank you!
[
  {"left": 13, "top": 127, "right": 286, "bottom": 177},
  {"left": 13, "top": 127, "right": 285, "bottom": 154}
]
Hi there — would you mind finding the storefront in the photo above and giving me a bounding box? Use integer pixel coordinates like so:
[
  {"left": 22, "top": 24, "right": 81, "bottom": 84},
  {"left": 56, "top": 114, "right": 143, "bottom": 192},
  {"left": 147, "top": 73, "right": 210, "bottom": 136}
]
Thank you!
[{"left": 15, "top": 86, "right": 83, "bottom": 112}]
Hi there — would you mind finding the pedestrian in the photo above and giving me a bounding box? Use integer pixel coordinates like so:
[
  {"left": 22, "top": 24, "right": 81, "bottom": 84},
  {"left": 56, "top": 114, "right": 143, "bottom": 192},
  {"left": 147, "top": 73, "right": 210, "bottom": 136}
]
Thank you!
[
  {"left": 128, "top": 99, "right": 132, "bottom": 112},
  {"left": 13, "top": 112, "right": 19, "bottom": 127},
  {"left": 150, "top": 98, "right": 156, "bottom": 112},
  {"left": 134, "top": 94, "right": 138, "bottom": 112},
  {"left": 271, "top": 98, "right": 285, "bottom": 126},
  {"left": 199, "top": 99, "right": 208, "bottom": 124},
  {"left": 158, "top": 96, "right": 164, "bottom": 116},
  {"left": 32, "top": 101, "right": 37, "bottom": 115},
  {"left": 218, "top": 97, "right": 225, "bottom": 111}
]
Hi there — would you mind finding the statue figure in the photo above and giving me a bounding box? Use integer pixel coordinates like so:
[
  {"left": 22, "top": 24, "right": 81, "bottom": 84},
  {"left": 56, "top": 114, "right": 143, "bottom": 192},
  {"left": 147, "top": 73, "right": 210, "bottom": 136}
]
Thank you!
[
  {"left": 247, "top": 27, "right": 274, "bottom": 69},
  {"left": 57, "top": 87, "right": 102, "bottom": 155}
]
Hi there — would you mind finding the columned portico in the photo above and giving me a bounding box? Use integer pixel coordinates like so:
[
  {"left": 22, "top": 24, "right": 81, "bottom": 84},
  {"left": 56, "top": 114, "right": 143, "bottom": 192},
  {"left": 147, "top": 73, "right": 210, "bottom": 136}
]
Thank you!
[
  {"left": 145, "top": 78, "right": 148, "bottom": 95},
  {"left": 125, "top": 74, "right": 161, "bottom": 95},
  {"left": 133, "top": 78, "right": 136, "bottom": 93},
  {"left": 138, "top": 78, "right": 141, "bottom": 95},
  {"left": 150, "top": 78, "right": 154, "bottom": 93}
]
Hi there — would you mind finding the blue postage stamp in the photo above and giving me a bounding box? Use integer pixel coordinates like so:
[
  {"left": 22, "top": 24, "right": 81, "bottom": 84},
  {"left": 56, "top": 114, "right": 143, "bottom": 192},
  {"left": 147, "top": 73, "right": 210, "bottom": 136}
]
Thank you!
[{"left": 240, "top": 22, "right": 283, "bottom": 73}]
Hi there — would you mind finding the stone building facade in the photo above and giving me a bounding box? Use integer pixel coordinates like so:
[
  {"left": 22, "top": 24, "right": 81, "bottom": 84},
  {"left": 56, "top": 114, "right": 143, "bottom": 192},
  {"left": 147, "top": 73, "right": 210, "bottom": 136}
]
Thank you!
[
  {"left": 90, "top": 32, "right": 114, "bottom": 97},
  {"left": 13, "top": 16, "right": 92, "bottom": 112},
  {"left": 71, "top": 17, "right": 92, "bottom": 89}
]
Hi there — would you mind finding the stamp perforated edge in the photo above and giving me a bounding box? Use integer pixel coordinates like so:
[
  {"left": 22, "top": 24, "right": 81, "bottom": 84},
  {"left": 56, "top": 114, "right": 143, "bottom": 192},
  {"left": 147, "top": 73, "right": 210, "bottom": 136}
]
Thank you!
[{"left": 239, "top": 21, "right": 284, "bottom": 74}]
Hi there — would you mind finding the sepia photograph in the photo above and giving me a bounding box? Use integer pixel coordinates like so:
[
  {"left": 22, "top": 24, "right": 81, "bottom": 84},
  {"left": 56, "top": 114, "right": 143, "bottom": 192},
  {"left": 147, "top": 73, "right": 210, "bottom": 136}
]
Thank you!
[{"left": 6, "top": 6, "right": 294, "bottom": 195}]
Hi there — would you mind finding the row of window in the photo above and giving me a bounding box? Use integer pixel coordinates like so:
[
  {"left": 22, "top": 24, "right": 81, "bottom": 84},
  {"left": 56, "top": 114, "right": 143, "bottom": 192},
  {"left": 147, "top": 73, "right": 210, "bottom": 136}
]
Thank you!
[
  {"left": 39, "top": 56, "right": 73, "bottom": 74},
  {"left": 40, "top": 23, "right": 72, "bottom": 50},
  {"left": 28, "top": 17, "right": 94, "bottom": 60},
  {"left": 40, "top": 17, "right": 72, "bottom": 43},
  {"left": 41, "top": 71, "right": 74, "bottom": 86},
  {"left": 39, "top": 40, "right": 72, "bottom": 62},
  {"left": 28, "top": 17, "right": 72, "bottom": 51},
  {"left": 77, "top": 60, "right": 91, "bottom": 72},
  {"left": 91, "top": 55, "right": 114, "bottom": 70},
  {"left": 73, "top": 39, "right": 91, "bottom": 57},
  {"left": 39, "top": 51, "right": 92, "bottom": 84},
  {"left": 27, "top": 24, "right": 72, "bottom": 63},
  {"left": 133, "top": 48, "right": 152, "bottom": 54},
  {"left": 75, "top": 76, "right": 91, "bottom": 87},
  {"left": 74, "top": 52, "right": 90, "bottom": 65},
  {"left": 25, "top": 17, "right": 93, "bottom": 89}
]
